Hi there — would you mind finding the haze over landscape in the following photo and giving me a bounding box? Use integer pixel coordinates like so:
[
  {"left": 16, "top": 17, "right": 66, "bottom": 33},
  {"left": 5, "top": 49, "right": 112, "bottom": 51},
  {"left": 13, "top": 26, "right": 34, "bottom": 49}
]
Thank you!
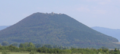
[
  {"left": 1, "top": 1, "right": 120, "bottom": 54},
  {"left": 0, "top": 0, "right": 120, "bottom": 50},
  {"left": 1, "top": 0, "right": 120, "bottom": 29}
]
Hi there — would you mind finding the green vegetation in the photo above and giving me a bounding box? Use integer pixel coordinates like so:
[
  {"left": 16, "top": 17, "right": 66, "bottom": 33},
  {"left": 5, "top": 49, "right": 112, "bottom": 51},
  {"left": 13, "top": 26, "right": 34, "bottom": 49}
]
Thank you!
[
  {"left": 0, "top": 12, "right": 119, "bottom": 48},
  {"left": 2, "top": 50, "right": 10, "bottom": 54},
  {"left": 0, "top": 42, "right": 119, "bottom": 54}
]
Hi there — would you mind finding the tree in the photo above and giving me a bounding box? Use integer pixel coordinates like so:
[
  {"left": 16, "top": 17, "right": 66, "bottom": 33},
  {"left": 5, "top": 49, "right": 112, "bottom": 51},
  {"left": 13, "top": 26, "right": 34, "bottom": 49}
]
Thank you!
[
  {"left": 114, "top": 48, "right": 120, "bottom": 54},
  {"left": 28, "top": 42, "right": 35, "bottom": 48},
  {"left": 8, "top": 45, "right": 19, "bottom": 51},
  {"left": 19, "top": 43, "right": 25, "bottom": 48},
  {"left": 11, "top": 43, "right": 18, "bottom": 47}
]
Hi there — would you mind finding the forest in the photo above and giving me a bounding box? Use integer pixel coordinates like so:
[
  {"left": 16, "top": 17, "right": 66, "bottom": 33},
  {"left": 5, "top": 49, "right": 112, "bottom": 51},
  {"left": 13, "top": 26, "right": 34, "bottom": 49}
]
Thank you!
[{"left": 0, "top": 42, "right": 120, "bottom": 54}]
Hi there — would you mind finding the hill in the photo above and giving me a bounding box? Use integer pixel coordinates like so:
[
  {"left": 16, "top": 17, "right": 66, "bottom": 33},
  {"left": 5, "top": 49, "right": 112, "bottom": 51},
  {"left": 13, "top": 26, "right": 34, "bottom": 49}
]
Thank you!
[
  {"left": 92, "top": 27, "right": 120, "bottom": 41},
  {"left": 0, "top": 26, "right": 8, "bottom": 30},
  {"left": 0, "top": 12, "right": 119, "bottom": 48}
]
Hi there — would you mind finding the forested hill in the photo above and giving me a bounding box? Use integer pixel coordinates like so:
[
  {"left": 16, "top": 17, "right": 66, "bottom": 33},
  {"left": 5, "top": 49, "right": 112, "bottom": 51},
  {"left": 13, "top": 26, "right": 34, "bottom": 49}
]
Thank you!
[{"left": 0, "top": 12, "right": 119, "bottom": 48}]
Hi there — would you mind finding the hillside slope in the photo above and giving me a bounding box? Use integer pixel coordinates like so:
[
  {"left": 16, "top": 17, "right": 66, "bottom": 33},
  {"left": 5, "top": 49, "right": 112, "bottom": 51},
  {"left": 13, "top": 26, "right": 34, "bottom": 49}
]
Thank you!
[
  {"left": 92, "top": 27, "right": 120, "bottom": 41},
  {"left": 0, "top": 12, "right": 119, "bottom": 48}
]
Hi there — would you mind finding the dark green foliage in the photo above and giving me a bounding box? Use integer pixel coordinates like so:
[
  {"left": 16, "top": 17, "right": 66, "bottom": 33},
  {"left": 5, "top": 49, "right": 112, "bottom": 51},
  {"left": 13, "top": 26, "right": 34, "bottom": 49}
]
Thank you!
[
  {"left": 10, "top": 42, "right": 18, "bottom": 47},
  {"left": 8, "top": 45, "right": 19, "bottom": 52},
  {"left": 19, "top": 42, "right": 35, "bottom": 48},
  {"left": 19, "top": 43, "right": 25, "bottom": 48},
  {"left": 0, "top": 12, "right": 119, "bottom": 48}
]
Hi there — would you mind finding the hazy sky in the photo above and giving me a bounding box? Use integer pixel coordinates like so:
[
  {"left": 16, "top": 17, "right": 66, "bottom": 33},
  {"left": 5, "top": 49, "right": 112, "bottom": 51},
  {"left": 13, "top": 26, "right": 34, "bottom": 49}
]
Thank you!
[{"left": 0, "top": 0, "right": 120, "bottom": 29}]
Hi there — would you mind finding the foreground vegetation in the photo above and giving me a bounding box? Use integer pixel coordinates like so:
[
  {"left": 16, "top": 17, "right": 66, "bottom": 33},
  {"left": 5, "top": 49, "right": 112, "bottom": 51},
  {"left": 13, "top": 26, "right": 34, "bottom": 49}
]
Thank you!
[{"left": 0, "top": 42, "right": 119, "bottom": 54}]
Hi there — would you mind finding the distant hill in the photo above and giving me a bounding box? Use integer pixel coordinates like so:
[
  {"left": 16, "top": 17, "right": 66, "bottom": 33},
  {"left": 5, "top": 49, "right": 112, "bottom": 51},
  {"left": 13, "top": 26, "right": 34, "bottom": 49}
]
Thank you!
[
  {"left": 92, "top": 27, "right": 120, "bottom": 41},
  {"left": 0, "top": 26, "right": 8, "bottom": 30},
  {"left": 0, "top": 12, "right": 119, "bottom": 48}
]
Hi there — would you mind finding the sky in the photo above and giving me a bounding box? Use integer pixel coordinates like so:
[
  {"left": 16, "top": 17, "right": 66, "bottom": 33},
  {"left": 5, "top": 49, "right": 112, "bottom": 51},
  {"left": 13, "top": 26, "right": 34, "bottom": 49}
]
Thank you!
[{"left": 0, "top": 0, "right": 120, "bottom": 29}]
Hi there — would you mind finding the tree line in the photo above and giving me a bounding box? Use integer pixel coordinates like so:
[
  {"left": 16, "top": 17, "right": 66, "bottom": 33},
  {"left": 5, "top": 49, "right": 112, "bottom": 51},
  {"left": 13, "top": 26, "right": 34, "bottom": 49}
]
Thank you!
[{"left": 0, "top": 41, "right": 120, "bottom": 54}]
